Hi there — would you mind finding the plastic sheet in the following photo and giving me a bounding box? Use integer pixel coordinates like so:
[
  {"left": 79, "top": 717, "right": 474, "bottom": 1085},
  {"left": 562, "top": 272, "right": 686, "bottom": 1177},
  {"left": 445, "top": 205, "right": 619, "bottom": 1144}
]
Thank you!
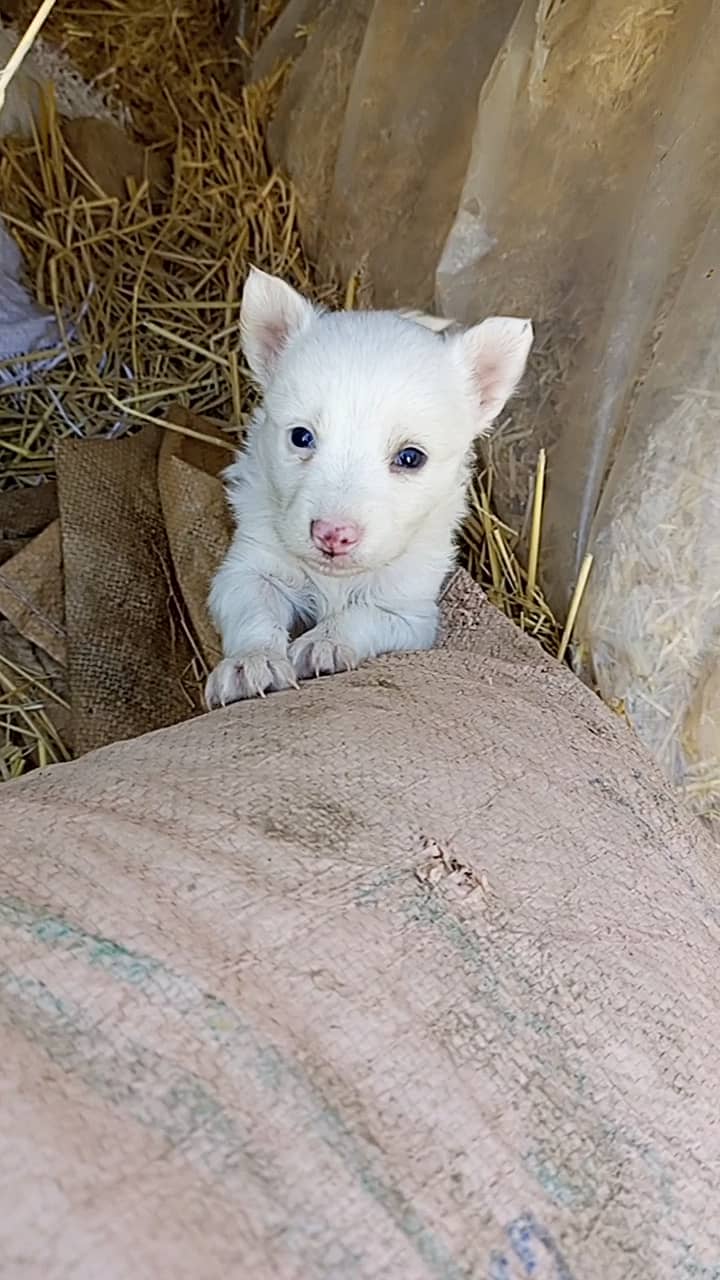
[
  {"left": 576, "top": 211, "right": 720, "bottom": 816},
  {"left": 264, "top": 0, "right": 372, "bottom": 262},
  {"left": 319, "top": 0, "right": 517, "bottom": 307},
  {"left": 259, "top": 0, "right": 516, "bottom": 307},
  {"left": 438, "top": 0, "right": 720, "bottom": 612}
]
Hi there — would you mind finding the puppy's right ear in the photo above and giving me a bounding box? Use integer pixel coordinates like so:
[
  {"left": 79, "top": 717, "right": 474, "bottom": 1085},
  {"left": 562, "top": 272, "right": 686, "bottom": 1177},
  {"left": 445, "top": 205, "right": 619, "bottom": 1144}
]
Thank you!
[{"left": 240, "top": 267, "right": 316, "bottom": 386}]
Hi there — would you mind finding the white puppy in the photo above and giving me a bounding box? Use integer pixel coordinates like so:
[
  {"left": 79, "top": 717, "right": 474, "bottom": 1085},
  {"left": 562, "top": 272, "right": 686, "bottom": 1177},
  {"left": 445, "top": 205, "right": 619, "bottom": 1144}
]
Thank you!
[{"left": 206, "top": 268, "right": 532, "bottom": 708}]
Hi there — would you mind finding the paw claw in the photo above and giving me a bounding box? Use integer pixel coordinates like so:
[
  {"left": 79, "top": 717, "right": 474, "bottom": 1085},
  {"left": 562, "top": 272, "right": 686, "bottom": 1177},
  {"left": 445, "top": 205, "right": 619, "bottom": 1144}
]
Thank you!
[
  {"left": 289, "top": 631, "right": 359, "bottom": 681},
  {"left": 205, "top": 651, "right": 296, "bottom": 709}
]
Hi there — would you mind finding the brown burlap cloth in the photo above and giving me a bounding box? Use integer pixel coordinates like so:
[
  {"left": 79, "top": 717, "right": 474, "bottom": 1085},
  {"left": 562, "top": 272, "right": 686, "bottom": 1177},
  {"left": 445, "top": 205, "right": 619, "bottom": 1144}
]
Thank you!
[
  {"left": 0, "top": 544, "right": 719, "bottom": 1276},
  {"left": 0, "top": 407, "right": 234, "bottom": 756}
]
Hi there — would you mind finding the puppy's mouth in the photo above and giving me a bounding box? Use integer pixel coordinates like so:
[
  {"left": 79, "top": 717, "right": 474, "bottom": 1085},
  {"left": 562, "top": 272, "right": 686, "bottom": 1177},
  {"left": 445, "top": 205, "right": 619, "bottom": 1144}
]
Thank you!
[{"left": 306, "top": 550, "right": 365, "bottom": 576}]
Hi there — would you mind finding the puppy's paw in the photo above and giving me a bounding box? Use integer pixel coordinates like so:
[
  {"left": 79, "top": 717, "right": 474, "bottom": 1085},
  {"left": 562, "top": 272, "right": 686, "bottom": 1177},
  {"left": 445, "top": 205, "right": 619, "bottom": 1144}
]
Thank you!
[
  {"left": 205, "top": 651, "right": 297, "bottom": 709},
  {"left": 289, "top": 628, "right": 359, "bottom": 681}
]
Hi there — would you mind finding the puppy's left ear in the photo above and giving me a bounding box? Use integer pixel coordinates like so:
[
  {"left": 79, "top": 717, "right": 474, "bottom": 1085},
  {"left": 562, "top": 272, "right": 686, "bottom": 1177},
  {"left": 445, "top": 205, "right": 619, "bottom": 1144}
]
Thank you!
[{"left": 452, "top": 317, "right": 533, "bottom": 432}]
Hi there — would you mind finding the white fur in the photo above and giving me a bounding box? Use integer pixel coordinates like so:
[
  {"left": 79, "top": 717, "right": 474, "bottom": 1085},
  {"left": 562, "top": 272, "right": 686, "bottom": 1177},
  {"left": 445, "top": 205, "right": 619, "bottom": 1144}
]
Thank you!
[{"left": 206, "top": 268, "right": 532, "bottom": 708}]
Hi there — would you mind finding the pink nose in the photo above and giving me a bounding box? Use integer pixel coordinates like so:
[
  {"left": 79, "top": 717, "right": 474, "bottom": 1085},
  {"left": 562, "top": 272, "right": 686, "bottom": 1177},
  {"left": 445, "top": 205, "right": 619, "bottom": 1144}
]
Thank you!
[{"left": 311, "top": 518, "right": 362, "bottom": 556}]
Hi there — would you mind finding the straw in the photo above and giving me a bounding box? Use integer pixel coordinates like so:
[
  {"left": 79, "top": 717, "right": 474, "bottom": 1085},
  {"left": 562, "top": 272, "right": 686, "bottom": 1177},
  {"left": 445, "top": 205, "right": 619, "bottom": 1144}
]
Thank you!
[
  {"left": 0, "top": 69, "right": 340, "bottom": 482},
  {"left": 0, "top": 650, "right": 69, "bottom": 779},
  {"left": 557, "top": 553, "right": 594, "bottom": 664},
  {"left": 526, "top": 446, "right": 545, "bottom": 602},
  {"left": 0, "top": 0, "right": 59, "bottom": 117},
  {"left": 460, "top": 458, "right": 563, "bottom": 655}
]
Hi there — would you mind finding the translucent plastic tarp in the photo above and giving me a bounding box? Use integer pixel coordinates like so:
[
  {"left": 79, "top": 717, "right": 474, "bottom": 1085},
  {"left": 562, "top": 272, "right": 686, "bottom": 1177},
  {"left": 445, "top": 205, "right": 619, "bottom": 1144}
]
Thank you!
[
  {"left": 260, "top": 0, "right": 517, "bottom": 307},
  {"left": 576, "top": 209, "right": 720, "bottom": 815},
  {"left": 438, "top": 0, "right": 720, "bottom": 605}
]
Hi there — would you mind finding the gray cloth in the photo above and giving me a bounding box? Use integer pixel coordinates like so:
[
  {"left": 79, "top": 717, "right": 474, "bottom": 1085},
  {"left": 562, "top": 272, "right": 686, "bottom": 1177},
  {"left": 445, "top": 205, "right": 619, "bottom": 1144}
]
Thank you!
[{"left": 0, "top": 219, "right": 60, "bottom": 360}]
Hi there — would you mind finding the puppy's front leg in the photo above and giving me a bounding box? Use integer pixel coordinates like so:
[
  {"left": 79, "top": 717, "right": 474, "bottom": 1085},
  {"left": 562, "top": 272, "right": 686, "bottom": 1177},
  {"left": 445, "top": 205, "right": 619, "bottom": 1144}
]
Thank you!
[
  {"left": 206, "top": 555, "right": 297, "bottom": 707},
  {"left": 289, "top": 602, "right": 438, "bottom": 680}
]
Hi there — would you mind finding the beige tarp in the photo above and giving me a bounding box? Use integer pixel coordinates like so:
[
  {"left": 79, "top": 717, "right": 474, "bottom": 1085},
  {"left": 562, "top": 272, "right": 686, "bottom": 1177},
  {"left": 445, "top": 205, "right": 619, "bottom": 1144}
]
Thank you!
[{"left": 1, "top": 571, "right": 718, "bottom": 1277}]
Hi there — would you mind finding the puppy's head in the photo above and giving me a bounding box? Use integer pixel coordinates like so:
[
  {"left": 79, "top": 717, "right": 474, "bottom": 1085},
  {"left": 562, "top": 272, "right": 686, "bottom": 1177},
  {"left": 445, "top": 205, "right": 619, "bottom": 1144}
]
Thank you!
[{"left": 241, "top": 267, "right": 533, "bottom": 575}]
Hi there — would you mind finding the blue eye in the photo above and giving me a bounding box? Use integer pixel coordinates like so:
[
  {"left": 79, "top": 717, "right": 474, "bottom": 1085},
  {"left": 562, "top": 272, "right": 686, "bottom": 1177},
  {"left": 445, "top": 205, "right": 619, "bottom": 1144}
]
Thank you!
[
  {"left": 392, "top": 446, "right": 427, "bottom": 471},
  {"left": 290, "top": 426, "right": 315, "bottom": 450}
]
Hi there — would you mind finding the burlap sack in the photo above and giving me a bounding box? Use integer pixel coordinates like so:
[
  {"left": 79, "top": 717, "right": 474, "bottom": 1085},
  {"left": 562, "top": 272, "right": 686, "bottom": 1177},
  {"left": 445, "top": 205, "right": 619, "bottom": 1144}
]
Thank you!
[
  {"left": 0, "top": 479, "right": 57, "bottom": 565},
  {"left": 62, "top": 118, "right": 170, "bottom": 202},
  {"left": 0, "top": 570, "right": 716, "bottom": 1278},
  {"left": 56, "top": 427, "right": 196, "bottom": 755},
  {"left": 0, "top": 520, "right": 66, "bottom": 664},
  {"left": 1, "top": 410, "right": 234, "bottom": 761}
]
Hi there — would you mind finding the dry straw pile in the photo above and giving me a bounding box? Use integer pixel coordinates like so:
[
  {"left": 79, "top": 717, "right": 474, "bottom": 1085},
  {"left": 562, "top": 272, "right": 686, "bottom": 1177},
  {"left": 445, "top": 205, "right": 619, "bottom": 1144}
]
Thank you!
[{"left": 0, "top": 0, "right": 585, "bottom": 779}]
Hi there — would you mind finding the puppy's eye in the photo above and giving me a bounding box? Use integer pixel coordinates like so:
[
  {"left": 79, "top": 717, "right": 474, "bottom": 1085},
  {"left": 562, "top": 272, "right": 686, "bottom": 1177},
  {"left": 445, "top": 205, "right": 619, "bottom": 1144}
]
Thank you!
[
  {"left": 392, "top": 446, "right": 427, "bottom": 471},
  {"left": 289, "top": 426, "right": 315, "bottom": 450}
]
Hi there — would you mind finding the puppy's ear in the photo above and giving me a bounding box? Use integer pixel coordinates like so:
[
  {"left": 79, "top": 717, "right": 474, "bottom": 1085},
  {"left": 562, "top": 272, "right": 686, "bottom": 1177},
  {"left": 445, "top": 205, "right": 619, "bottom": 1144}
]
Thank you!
[
  {"left": 452, "top": 317, "right": 533, "bottom": 432},
  {"left": 240, "top": 267, "right": 316, "bottom": 386}
]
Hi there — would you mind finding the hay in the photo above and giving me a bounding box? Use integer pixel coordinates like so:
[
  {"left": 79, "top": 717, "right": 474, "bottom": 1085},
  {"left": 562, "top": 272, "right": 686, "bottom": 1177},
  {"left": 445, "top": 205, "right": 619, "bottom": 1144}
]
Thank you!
[
  {"left": 0, "top": 0, "right": 590, "bottom": 781},
  {"left": 460, "top": 457, "right": 566, "bottom": 654},
  {"left": 0, "top": 649, "right": 69, "bottom": 778},
  {"left": 0, "top": 76, "right": 338, "bottom": 479},
  {"left": 586, "top": 4, "right": 677, "bottom": 109},
  {"left": 0, "top": 0, "right": 59, "bottom": 117}
]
